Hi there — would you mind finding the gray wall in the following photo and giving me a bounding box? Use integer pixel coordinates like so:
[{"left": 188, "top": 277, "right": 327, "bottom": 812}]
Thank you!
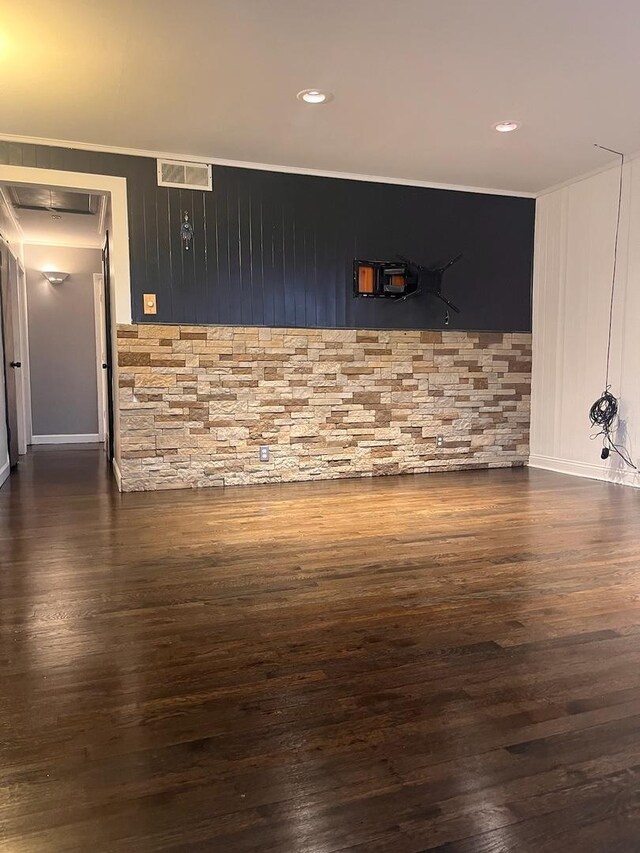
[{"left": 25, "top": 245, "right": 101, "bottom": 437}]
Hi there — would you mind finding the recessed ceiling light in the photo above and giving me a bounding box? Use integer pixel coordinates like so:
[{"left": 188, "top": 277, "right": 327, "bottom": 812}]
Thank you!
[
  {"left": 494, "top": 120, "right": 521, "bottom": 133},
  {"left": 297, "top": 88, "right": 333, "bottom": 104}
]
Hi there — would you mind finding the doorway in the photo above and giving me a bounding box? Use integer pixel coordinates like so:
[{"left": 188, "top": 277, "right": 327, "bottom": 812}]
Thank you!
[
  {"left": 0, "top": 183, "right": 124, "bottom": 485},
  {"left": 0, "top": 165, "right": 131, "bottom": 488}
]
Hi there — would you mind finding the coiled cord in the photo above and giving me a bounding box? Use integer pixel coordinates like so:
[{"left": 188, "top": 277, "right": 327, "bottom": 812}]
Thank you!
[
  {"left": 589, "top": 389, "right": 617, "bottom": 430},
  {"left": 589, "top": 387, "right": 636, "bottom": 469}
]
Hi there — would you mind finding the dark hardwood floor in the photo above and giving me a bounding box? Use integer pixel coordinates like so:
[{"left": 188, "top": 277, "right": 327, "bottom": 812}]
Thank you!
[{"left": 1, "top": 448, "right": 640, "bottom": 852}]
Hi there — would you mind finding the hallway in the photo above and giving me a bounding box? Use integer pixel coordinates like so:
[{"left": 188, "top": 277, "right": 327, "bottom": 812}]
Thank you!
[{"left": 1, "top": 450, "right": 640, "bottom": 851}]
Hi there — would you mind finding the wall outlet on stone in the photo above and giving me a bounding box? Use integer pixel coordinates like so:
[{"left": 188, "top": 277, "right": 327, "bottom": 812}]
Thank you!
[
  {"left": 436, "top": 435, "right": 445, "bottom": 448},
  {"left": 259, "top": 446, "right": 269, "bottom": 462}
]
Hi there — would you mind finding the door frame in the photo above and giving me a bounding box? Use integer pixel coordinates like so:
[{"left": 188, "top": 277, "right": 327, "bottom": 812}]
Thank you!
[
  {"left": 0, "top": 244, "right": 29, "bottom": 453},
  {"left": 93, "top": 273, "right": 107, "bottom": 444},
  {"left": 0, "top": 165, "right": 132, "bottom": 487},
  {"left": 0, "top": 242, "right": 20, "bottom": 468},
  {"left": 101, "top": 233, "right": 115, "bottom": 462},
  {"left": 16, "top": 261, "right": 31, "bottom": 452},
  {"left": 0, "top": 167, "right": 131, "bottom": 323},
  {"left": 0, "top": 188, "right": 29, "bottom": 454}
]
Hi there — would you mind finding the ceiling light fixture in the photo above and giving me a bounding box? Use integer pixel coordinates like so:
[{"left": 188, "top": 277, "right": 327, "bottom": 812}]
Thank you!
[
  {"left": 297, "top": 88, "right": 333, "bottom": 104},
  {"left": 494, "top": 120, "right": 521, "bottom": 133},
  {"left": 42, "top": 271, "right": 69, "bottom": 285}
]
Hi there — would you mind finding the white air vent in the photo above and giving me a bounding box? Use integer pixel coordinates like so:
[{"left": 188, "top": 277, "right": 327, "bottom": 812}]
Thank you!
[{"left": 157, "top": 159, "right": 212, "bottom": 191}]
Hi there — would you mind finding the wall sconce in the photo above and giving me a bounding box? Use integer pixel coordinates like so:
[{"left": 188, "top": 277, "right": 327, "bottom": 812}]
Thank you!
[{"left": 42, "top": 271, "right": 69, "bottom": 284}]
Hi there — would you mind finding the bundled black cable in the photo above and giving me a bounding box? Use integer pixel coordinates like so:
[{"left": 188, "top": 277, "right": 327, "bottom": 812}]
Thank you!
[
  {"left": 589, "top": 146, "right": 637, "bottom": 471},
  {"left": 589, "top": 389, "right": 617, "bottom": 434},
  {"left": 589, "top": 387, "right": 636, "bottom": 468}
]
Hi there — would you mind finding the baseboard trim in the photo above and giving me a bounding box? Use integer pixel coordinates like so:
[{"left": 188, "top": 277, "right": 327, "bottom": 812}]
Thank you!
[
  {"left": 528, "top": 454, "right": 640, "bottom": 488},
  {"left": 31, "top": 433, "right": 101, "bottom": 445},
  {"left": 112, "top": 458, "right": 122, "bottom": 492},
  {"left": 0, "top": 459, "right": 9, "bottom": 488}
]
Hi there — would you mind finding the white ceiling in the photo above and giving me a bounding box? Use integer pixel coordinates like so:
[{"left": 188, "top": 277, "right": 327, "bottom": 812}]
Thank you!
[{"left": 1, "top": 0, "right": 640, "bottom": 193}]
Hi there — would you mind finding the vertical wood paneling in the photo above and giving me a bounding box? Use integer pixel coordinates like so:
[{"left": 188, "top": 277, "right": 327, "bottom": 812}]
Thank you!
[
  {"left": 154, "top": 188, "right": 173, "bottom": 322},
  {"left": 169, "top": 189, "right": 186, "bottom": 322},
  {"left": 177, "top": 190, "right": 196, "bottom": 325},
  {"left": 261, "top": 187, "right": 276, "bottom": 328},
  {"left": 203, "top": 185, "right": 220, "bottom": 325},
  {"left": 142, "top": 184, "right": 160, "bottom": 320},
  {"left": 0, "top": 142, "right": 534, "bottom": 331},
  {"left": 530, "top": 162, "right": 640, "bottom": 485},
  {"left": 216, "top": 179, "right": 230, "bottom": 326},
  {"left": 127, "top": 177, "right": 147, "bottom": 303},
  {"left": 236, "top": 177, "right": 252, "bottom": 326},
  {"left": 225, "top": 177, "right": 241, "bottom": 326},
  {"left": 190, "top": 190, "right": 208, "bottom": 324},
  {"left": 250, "top": 189, "right": 264, "bottom": 327}
]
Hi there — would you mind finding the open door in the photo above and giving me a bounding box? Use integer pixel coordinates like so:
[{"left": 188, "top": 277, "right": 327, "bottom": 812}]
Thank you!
[
  {"left": 94, "top": 274, "right": 108, "bottom": 446},
  {"left": 102, "top": 231, "right": 115, "bottom": 463},
  {"left": 0, "top": 242, "right": 20, "bottom": 468}
]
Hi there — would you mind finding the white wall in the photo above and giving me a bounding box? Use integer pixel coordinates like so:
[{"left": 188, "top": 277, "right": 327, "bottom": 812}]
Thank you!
[{"left": 530, "top": 159, "right": 640, "bottom": 486}]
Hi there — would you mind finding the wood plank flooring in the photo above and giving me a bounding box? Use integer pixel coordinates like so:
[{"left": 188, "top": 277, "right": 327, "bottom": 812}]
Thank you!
[{"left": 1, "top": 447, "right": 640, "bottom": 852}]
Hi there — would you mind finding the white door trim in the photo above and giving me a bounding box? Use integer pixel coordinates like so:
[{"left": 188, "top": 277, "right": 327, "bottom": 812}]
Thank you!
[
  {"left": 0, "top": 165, "right": 131, "bottom": 324},
  {"left": 16, "top": 261, "right": 32, "bottom": 450},
  {"left": 0, "top": 238, "right": 29, "bottom": 454}
]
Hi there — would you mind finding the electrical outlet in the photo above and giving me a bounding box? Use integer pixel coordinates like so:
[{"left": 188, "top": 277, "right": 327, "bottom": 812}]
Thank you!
[
  {"left": 436, "top": 435, "right": 445, "bottom": 448},
  {"left": 259, "top": 445, "right": 269, "bottom": 462}
]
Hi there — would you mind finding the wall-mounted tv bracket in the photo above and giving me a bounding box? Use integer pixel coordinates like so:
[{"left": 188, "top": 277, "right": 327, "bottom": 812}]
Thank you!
[
  {"left": 354, "top": 254, "right": 462, "bottom": 314},
  {"left": 398, "top": 254, "right": 462, "bottom": 312}
]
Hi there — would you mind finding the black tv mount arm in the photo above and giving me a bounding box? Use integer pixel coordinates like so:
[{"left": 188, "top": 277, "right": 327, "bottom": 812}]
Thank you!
[{"left": 396, "top": 253, "right": 462, "bottom": 311}]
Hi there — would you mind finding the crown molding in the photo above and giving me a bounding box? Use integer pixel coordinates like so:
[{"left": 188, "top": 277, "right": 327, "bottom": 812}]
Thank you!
[
  {"left": 0, "top": 132, "right": 536, "bottom": 199},
  {"left": 536, "top": 145, "right": 640, "bottom": 197}
]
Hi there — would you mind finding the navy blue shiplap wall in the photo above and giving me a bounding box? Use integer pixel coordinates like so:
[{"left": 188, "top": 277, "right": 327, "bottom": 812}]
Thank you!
[{"left": 0, "top": 141, "right": 535, "bottom": 331}]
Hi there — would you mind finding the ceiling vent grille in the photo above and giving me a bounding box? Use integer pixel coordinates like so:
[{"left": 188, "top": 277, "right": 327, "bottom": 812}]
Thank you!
[{"left": 157, "top": 159, "right": 212, "bottom": 191}]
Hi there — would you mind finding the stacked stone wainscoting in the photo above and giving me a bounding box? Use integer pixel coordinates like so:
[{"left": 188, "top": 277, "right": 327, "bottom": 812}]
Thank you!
[{"left": 116, "top": 325, "right": 531, "bottom": 491}]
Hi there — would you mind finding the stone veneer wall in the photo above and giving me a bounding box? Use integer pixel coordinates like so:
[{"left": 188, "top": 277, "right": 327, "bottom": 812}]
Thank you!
[{"left": 116, "top": 324, "right": 531, "bottom": 491}]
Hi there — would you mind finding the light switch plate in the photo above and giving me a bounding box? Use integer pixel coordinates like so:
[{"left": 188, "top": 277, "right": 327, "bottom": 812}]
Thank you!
[{"left": 143, "top": 293, "right": 157, "bottom": 315}]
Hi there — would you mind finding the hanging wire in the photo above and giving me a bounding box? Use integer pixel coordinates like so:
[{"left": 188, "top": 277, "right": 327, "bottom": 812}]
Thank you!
[
  {"left": 589, "top": 145, "right": 636, "bottom": 470},
  {"left": 597, "top": 144, "right": 625, "bottom": 388}
]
